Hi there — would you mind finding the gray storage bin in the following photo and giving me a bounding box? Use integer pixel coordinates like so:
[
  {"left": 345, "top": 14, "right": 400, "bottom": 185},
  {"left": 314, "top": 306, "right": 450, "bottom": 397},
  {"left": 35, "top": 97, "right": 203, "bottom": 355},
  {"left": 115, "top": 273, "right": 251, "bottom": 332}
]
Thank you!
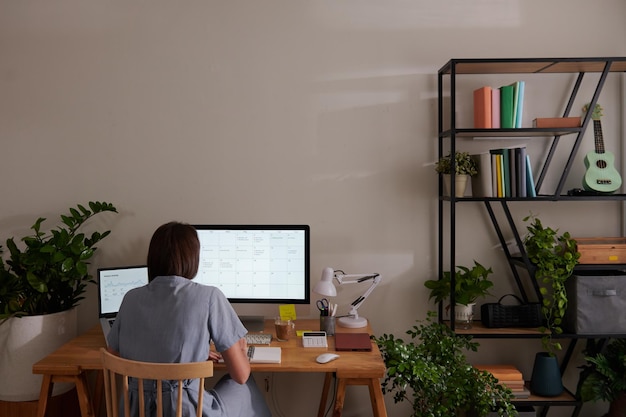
[{"left": 564, "top": 273, "right": 626, "bottom": 334}]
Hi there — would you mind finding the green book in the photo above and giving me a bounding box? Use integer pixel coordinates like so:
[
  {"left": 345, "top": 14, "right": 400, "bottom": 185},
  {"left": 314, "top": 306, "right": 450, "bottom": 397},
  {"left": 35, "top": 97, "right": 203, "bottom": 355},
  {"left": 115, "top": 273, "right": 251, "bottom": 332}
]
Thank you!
[{"left": 499, "top": 85, "right": 515, "bottom": 128}]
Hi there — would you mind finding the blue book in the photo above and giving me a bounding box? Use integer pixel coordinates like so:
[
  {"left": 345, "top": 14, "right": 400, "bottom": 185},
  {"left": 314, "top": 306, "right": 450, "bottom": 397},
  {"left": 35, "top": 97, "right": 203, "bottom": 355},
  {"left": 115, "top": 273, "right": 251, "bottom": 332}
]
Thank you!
[{"left": 525, "top": 154, "right": 536, "bottom": 197}]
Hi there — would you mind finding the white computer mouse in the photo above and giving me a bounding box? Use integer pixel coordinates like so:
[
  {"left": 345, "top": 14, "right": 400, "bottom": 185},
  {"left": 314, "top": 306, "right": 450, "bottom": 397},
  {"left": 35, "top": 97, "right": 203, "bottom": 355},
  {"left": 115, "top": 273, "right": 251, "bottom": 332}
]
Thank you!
[{"left": 316, "top": 353, "right": 340, "bottom": 364}]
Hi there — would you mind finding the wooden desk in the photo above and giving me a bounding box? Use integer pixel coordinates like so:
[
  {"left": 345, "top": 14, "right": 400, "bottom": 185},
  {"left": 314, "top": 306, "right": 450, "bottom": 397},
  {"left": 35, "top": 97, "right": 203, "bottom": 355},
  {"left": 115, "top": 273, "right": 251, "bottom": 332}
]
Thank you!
[{"left": 33, "top": 318, "right": 387, "bottom": 417}]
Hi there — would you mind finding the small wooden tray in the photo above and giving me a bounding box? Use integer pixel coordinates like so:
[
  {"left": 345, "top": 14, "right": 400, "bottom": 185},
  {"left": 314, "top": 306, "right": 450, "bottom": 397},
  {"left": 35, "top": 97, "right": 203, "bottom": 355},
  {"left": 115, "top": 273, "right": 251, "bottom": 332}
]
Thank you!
[{"left": 574, "top": 237, "right": 626, "bottom": 264}]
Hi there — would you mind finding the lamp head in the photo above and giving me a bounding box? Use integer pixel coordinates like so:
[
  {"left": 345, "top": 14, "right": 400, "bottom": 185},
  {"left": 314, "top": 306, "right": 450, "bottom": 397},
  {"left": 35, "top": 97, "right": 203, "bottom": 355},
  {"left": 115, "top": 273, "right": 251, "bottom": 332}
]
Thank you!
[{"left": 313, "top": 267, "right": 337, "bottom": 297}]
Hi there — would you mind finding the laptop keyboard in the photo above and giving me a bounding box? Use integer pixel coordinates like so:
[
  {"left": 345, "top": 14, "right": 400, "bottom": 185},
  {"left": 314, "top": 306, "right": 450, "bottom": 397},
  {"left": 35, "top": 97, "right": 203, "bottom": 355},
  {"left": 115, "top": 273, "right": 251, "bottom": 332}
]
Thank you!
[{"left": 245, "top": 333, "right": 272, "bottom": 345}]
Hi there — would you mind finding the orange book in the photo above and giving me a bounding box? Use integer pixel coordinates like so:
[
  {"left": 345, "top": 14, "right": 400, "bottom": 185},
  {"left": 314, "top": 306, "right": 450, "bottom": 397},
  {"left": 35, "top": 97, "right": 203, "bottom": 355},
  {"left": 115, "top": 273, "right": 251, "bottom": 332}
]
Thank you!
[
  {"left": 474, "top": 364, "right": 523, "bottom": 381},
  {"left": 473, "top": 86, "right": 492, "bottom": 128}
]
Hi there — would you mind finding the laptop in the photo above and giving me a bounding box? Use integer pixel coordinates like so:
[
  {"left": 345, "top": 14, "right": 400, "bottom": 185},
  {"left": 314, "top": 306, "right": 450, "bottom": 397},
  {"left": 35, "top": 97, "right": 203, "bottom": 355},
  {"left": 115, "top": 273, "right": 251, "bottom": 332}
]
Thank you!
[
  {"left": 97, "top": 265, "right": 149, "bottom": 344},
  {"left": 334, "top": 332, "right": 373, "bottom": 352}
]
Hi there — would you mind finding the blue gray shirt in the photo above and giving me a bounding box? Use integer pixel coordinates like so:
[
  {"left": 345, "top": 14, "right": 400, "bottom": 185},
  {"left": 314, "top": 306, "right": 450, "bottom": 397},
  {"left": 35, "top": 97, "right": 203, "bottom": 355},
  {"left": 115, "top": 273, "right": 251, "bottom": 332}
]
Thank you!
[{"left": 107, "top": 275, "right": 248, "bottom": 417}]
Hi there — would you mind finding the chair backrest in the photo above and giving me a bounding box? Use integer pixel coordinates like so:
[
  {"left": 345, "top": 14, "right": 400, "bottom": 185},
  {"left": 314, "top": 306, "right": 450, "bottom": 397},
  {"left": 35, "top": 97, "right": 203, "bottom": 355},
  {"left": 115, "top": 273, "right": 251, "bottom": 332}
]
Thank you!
[{"left": 100, "top": 348, "right": 214, "bottom": 417}]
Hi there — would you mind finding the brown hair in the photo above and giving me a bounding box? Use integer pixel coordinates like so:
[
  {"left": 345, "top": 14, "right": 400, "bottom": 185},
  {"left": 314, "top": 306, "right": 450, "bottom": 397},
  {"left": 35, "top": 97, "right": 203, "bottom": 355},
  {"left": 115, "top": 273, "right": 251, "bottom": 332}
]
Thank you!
[{"left": 147, "top": 222, "right": 200, "bottom": 281}]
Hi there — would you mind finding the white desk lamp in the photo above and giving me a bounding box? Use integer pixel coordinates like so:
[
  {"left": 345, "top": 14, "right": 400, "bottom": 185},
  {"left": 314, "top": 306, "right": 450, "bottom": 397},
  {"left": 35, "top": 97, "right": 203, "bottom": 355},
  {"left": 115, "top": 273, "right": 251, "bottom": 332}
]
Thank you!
[{"left": 313, "top": 267, "right": 381, "bottom": 328}]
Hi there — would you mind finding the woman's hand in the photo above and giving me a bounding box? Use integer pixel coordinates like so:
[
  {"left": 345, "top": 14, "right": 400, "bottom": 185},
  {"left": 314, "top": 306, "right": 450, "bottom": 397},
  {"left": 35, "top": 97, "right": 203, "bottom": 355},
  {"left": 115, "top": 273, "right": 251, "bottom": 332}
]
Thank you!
[{"left": 208, "top": 350, "right": 222, "bottom": 362}]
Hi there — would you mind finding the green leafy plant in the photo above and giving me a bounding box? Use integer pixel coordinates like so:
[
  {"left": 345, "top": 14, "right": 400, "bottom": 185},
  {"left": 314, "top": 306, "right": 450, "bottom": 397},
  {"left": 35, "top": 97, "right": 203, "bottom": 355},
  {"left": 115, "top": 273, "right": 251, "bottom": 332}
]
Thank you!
[
  {"left": 577, "top": 338, "right": 626, "bottom": 406},
  {"left": 424, "top": 260, "right": 494, "bottom": 306},
  {"left": 374, "top": 312, "right": 517, "bottom": 417},
  {"left": 435, "top": 151, "right": 478, "bottom": 176},
  {"left": 522, "top": 214, "right": 579, "bottom": 356},
  {"left": 0, "top": 201, "right": 117, "bottom": 320}
]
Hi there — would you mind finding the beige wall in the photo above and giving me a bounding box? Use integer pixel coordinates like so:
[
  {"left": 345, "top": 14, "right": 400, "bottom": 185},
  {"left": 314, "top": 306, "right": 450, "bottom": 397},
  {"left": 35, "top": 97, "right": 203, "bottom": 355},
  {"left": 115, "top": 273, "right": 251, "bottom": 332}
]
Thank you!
[{"left": 2, "top": 1, "right": 625, "bottom": 416}]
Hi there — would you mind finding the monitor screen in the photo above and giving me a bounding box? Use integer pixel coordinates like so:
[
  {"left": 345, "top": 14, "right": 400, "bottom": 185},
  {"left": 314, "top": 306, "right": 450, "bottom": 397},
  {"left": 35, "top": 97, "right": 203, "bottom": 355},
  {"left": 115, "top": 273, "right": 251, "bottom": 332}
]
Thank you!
[{"left": 192, "top": 225, "right": 310, "bottom": 305}]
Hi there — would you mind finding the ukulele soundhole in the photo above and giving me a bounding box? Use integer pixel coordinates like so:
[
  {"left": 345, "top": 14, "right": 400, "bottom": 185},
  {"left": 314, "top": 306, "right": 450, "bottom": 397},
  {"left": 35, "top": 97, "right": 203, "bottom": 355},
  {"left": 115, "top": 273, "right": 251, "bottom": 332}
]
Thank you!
[{"left": 596, "top": 160, "right": 608, "bottom": 169}]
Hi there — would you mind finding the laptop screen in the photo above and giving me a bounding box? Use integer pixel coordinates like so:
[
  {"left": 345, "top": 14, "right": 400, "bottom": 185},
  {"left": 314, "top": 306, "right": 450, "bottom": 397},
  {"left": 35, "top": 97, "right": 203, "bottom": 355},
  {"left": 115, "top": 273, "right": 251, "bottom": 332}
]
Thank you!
[{"left": 98, "top": 265, "right": 149, "bottom": 317}]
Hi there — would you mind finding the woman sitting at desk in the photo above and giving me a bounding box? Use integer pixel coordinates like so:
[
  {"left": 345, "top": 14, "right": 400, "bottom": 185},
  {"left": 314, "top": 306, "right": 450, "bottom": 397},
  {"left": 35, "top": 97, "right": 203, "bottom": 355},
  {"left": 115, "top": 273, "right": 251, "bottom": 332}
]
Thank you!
[{"left": 107, "top": 221, "right": 271, "bottom": 417}]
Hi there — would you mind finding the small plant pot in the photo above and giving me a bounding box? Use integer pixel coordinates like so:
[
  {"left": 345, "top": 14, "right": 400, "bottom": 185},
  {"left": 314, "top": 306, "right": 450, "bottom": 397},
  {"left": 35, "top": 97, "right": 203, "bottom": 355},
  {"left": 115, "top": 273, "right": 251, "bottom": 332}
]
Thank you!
[
  {"left": 443, "top": 174, "right": 470, "bottom": 198},
  {"left": 454, "top": 303, "right": 475, "bottom": 329}
]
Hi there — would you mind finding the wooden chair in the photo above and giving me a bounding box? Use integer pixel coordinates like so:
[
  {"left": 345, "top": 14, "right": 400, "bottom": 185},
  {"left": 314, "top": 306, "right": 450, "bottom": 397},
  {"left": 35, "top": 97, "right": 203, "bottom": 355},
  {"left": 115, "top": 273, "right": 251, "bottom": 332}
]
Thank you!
[{"left": 100, "top": 348, "right": 214, "bottom": 417}]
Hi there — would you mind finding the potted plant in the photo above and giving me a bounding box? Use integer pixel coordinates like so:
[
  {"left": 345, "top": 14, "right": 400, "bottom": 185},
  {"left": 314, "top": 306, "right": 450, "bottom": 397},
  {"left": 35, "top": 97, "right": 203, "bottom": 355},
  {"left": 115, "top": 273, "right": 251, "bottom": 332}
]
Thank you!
[
  {"left": 374, "top": 312, "right": 517, "bottom": 417},
  {"left": 424, "top": 260, "right": 494, "bottom": 329},
  {"left": 522, "top": 214, "right": 579, "bottom": 397},
  {"left": 577, "top": 338, "right": 626, "bottom": 417},
  {"left": 435, "top": 151, "right": 478, "bottom": 197},
  {"left": 0, "top": 201, "right": 117, "bottom": 401}
]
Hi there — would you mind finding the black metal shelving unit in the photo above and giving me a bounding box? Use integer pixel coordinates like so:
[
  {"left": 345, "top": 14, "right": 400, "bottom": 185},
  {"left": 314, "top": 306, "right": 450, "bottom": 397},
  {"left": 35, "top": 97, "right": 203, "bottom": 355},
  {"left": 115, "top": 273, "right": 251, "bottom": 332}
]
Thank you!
[{"left": 437, "top": 57, "right": 626, "bottom": 417}]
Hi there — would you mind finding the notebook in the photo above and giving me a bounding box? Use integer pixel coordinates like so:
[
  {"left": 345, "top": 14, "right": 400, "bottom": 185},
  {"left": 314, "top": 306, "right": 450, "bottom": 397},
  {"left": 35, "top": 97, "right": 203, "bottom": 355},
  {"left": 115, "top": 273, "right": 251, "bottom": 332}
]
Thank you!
[
  {"left": 334, "top": 332, "right": 372, "bottom": 351},
  {"left": 97, "top": 265, "right": 149, "bottom": 344},
  {"left": 247, "top": 346, "right": 282, "bottom": 364}
]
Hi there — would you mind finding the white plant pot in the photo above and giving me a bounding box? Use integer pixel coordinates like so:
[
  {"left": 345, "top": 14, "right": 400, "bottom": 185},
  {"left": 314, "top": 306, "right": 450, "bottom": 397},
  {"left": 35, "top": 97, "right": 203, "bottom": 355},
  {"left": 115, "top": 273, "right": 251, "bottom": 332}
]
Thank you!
[
  {"left": 0, "top": 309, "right": 77, "bottom": 401},
  {"left": 443, "top": 174, "right": 470, "bottom": 198},
  {"left": 454, "top": 303, "right": 475, "bottom": 329}
]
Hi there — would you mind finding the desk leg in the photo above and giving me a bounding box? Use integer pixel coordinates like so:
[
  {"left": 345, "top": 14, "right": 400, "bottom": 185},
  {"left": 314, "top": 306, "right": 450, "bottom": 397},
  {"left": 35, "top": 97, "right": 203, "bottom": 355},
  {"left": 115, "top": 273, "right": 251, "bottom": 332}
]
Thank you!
[
  {"left": 366, "top": 378, "right": 387, "bottom": 417},
  {"left": 332, "top": 378, "right": 347, "bottom": 417},
  {"left": 36, "top": 374, "right": 53, "bottom": 417},
  {"left": 74, "top": 373, "right": 96, "bottom": 417},
  {"left": 318, "top": 373, "right": 333, "bottom": 417},
  {"left": 332, "top": 378, "right": 387, "bottom": 417},
  {"left": 92, "top": 370, "right": 104, "bottom": 417}
]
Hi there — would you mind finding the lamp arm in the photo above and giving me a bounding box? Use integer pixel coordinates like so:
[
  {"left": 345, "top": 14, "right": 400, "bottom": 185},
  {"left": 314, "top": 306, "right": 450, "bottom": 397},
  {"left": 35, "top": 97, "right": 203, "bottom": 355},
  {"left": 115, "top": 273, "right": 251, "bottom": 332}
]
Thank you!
[{"left": 345, "top": 274, "right": 381, "bottom": 318}]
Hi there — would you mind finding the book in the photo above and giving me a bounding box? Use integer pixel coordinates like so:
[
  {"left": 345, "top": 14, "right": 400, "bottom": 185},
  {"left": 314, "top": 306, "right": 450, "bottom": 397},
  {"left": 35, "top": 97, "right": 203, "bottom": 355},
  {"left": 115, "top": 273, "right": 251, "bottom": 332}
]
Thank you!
[
  {"left": 491, "top": 150, "right": 504, "bottom": 197},
  {"left": 510, "top": 82, "right": 519, "bottom": 128},
  {"left": 491, "top": 152, "right": 499, "bottom": 197},
  {"left": 248, "top": 346, "right": 281, "bottom": 364},
  {"left": 499, "top": 84, "right": 515, "bottom": 128},
  {"left": 515, "top": 147, "right": 527, "bottom": 197},
  {"left": 525, "top": 154, "right": 537, "bottom": 197},
  {"left": 508, "top": 148, "right": 516, "bottom": 197},
  {"left": 512, "top": 387, "right": 531, "bottom": 399},
  {"left": 532, "top": 117, "right": 581, "bottom": 128},
  {"left": 491, "top": 87, "right": 500, "bottom": 128},
  {"left": 470, "top": 152, "right": 493, "bottom": 197},
  {"left": 501, "top": 149, "right": 511, "bottom": 197},
  {"left": 515, "top": 81, "right": 525, "bottom": 128},
  {"left": 474, "top": 364, "right": 523, "bottom": 381},
  {"left": 473, "top": 86, "right": 492, "bottom": 128}
]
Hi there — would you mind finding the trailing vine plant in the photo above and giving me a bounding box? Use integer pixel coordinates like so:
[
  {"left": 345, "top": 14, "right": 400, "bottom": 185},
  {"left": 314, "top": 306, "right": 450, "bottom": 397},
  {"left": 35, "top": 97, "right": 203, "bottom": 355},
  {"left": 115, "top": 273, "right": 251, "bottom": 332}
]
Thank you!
[{"left": 522, "top": 214, "right": 580, "bottom": 356}]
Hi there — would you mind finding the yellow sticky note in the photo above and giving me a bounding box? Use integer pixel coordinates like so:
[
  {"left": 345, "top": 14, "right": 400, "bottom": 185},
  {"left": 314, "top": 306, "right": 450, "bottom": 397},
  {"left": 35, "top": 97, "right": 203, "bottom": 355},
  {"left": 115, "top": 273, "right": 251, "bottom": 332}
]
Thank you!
[{"left": 279, "top": 304, "right": 297, "bottom": 320}]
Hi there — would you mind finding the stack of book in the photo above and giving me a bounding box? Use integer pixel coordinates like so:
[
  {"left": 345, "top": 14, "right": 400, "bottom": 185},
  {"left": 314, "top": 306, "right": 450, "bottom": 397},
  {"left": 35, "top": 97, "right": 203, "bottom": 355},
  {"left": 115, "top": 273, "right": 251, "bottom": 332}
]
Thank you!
[
  {"left": 473, "top": 81, "right": 525, "bottom": 129},
  {"left": 474, "top": 364, "right": 530, "bottom": 398},
  {"left": 470, "top": 147, "right": 536, "bottom": 198}
]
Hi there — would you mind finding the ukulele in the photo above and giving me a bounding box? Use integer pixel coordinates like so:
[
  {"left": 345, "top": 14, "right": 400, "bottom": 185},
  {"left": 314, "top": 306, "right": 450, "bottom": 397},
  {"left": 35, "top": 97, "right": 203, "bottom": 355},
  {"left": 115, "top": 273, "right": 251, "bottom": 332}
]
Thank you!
[{"left": 582, "top": 103, "right": 622, "bottom": 193}]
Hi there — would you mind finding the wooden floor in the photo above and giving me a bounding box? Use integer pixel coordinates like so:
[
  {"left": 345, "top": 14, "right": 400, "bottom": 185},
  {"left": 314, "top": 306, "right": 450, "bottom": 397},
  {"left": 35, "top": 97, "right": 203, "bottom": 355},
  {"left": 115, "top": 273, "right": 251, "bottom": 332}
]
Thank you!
[{"left": 0, "top": 388, "right": 80, "bottom": 417}]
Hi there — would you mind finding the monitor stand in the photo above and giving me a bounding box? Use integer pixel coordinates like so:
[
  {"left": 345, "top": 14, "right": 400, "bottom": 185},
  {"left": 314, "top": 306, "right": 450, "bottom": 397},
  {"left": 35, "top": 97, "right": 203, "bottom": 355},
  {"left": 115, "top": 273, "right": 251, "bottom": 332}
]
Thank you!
[{"left": 239, "top": 315, "right": 265, "bottom": 332}]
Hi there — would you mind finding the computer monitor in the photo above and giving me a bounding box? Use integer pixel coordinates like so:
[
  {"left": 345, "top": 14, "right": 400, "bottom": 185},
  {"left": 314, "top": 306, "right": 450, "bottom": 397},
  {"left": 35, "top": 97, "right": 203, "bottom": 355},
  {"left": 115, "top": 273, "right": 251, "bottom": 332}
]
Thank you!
[{"left": 192, "top": 225, "right": 310, "bottom": 329}]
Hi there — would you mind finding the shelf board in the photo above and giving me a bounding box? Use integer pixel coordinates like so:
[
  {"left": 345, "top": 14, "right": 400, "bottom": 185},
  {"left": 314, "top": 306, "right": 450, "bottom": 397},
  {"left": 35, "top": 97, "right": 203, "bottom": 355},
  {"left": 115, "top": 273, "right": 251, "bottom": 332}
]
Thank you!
[
  {"left": 448, "top": 321, "right": 543, "bottom": 338},
  {"left": 439, "top": 57, "right": 626, "bottom": 75},
  {"left": 512, "top": 385, "right": 579, "bottom": 406},
  {"left": 439, "top": 127, "right": 581, "bottom": 138},
  {"left": 446, "top": 321, "right": 626, "bottom": 338},
  {"left": 440, "top": 194, "right": 626, "bottom": 202}
]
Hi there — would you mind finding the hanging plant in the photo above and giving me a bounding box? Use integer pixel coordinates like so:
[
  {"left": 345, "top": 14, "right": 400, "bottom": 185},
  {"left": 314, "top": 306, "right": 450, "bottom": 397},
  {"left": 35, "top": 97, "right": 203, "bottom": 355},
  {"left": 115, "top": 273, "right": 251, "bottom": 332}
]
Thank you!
[{"left": 523, "top": 214, "right": 579, "bottom": 356}]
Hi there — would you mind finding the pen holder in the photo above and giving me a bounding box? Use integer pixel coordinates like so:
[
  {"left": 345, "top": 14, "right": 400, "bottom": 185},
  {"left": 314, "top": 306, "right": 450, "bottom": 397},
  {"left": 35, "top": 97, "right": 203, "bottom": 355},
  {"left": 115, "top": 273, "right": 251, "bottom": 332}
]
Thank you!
[{"left": 320, "top": 316, "right": 336, "bottom": 336}]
